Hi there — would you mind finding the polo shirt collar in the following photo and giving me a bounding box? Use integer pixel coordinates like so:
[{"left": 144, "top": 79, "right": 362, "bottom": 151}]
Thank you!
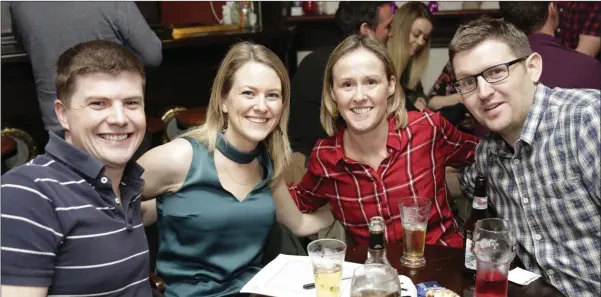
[{"left": 45, "top": 131, "right": 144, "bottom": 180}]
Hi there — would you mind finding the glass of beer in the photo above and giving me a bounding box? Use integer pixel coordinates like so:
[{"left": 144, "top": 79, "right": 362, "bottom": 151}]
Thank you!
[
  {"left": 307, "top": 239, "right": 347, "bottom": 297},
  {"left": 350, "top": 263, "right": 402, "bottom": 297},
  {"left": 473, "top": 218, "right": 517, "bottom": 297},
  {"left": 399, "top": 196, "right": 431, "bottom": 268}
]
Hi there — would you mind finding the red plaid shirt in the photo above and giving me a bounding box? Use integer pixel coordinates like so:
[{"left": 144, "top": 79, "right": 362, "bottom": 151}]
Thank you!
[
  {"left": 289, "top": 111, "right": 479, "bottom": 248},
  {"left": 556, "top": 1, "right": 601, "bottom": 49}
]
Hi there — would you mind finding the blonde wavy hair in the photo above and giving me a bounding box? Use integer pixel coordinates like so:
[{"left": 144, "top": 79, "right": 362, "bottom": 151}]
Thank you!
[
  {"left": 182, "top": 42, "right": 291, "bottom": 185},
  {"left": 320, "top": 35, "right": 408, "bottom": 137},
  {"left": 386, "top": 2, "right": 433, "bottom": 90}
]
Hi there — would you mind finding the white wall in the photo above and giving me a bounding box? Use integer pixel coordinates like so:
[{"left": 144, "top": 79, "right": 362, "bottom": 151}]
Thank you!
[{"left": 421, "top": 48, "right": 449, "bottom": 94}]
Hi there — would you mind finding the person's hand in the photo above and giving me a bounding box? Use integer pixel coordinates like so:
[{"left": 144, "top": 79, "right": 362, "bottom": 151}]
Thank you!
[{"left": 414, "top": 97, "right": 428, "bottom": 111}]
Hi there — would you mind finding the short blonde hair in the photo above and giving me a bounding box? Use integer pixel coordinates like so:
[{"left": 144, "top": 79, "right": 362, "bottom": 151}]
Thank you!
[
  {"left": 386, "top": 2, "right": 433, "bottom": 90},
  {"left": 182, "top": 41, "right": 291, "bottom": 185},
  {"left": 321, "top": 35, "right": 408, "bottom": 136}
]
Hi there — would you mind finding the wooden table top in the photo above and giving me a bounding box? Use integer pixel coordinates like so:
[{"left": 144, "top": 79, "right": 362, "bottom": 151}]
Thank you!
[
  {"left": 257, "top": 242, "right": 564, "bottom": 297},
  {"left": 346, "top": 243, "right": 564, "bottom": 297}
]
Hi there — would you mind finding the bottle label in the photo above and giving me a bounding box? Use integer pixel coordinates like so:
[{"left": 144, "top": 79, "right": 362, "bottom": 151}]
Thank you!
[
  {"left": 472, "top": 196, "right": 488, "bottom": 210},
  {"left": 464, "top": 237, "right": 476, "bottom": 270},
  {"left": 369, "top": 232, "right": 384, "bottom": 250}
]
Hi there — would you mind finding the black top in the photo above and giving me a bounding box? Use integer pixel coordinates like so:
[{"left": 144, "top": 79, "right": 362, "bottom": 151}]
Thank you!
[{"left": 288, "top": 46, "right": 336, "bottom": 156}]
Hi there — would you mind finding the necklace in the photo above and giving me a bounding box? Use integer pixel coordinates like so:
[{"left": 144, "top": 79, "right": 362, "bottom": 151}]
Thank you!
[{"left": 222, "top": 164, "right": 254, "bottom": 186}]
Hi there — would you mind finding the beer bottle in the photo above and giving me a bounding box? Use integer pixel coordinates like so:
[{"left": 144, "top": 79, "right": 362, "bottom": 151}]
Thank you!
[
  {"left": 365, "top": 216, "right": 391, "bottom": 265},
  {"left": 462, "top": 175, "right": 489, "bottom": 278}
]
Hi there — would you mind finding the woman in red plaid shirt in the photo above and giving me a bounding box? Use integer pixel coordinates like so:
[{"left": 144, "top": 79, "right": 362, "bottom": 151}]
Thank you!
[{"left": 284, "top": 35, "right": 479, "bottom": 248}]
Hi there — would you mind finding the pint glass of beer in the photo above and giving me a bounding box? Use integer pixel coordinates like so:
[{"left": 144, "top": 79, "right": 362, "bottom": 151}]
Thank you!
[
  {"left": 307, "top": 239, "right": 347, "bottom": 297},
  {"left": 399, "top": 197, "right": 431, "bottom": 268}
]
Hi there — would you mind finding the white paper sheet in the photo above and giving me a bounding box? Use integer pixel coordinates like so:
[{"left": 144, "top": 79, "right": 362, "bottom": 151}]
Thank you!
[
  {"left": 240, "top": 254, "right": 417, "bottom": 297},
  {"left": 508, "top": 267, "right": 541, "bottom": 286}
]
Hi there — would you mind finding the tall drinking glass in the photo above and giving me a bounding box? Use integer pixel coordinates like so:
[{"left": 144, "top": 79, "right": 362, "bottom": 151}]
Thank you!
[
  {"left": 307, "top": 239, "right": 347, "bottom": 297},
  {"left": 399, "top": 197, "right": 431, "bottom": 268},
  {"left": 472, "top": 218, "right": 517, "bottom": 297},
  {"left": 350, "top": 264, "right": 402, "bottom": 297}
]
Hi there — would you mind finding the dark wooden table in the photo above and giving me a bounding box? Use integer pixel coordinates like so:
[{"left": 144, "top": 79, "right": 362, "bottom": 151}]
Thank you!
[
  {"left": 346, "top": 243, "right": 564, "bottom": 297},
  {"left": 256, "top": 243, "right": 564, "bottom": 297}
]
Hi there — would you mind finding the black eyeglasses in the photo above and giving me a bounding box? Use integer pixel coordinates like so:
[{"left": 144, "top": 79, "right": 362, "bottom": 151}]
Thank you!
[{"left": 452, "top": 57, "right": 527, "bottom": 94}]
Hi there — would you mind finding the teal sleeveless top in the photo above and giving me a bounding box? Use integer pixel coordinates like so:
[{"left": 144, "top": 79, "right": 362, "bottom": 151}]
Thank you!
[{"left": 156, "top": 134, "right": 276, "bottom": 297}]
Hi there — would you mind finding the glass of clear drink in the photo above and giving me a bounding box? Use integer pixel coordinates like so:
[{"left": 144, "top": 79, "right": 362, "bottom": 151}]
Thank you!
[
  {"left": 350, "top": 264, "right": 402, "bottom": 297},
  {"left": 472, "top": 218, "right": 517, "bottom": 297},
  {"left": 398, "top": 196, "right": 431, "bottom": 268},
  {"left": 307, "top": 239, "right": 347, "bottom": 297}
]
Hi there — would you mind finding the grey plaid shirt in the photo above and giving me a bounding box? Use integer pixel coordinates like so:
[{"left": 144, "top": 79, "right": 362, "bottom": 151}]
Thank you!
[{"left": 459, "top": 84, "right": 600, "bottom": 297}]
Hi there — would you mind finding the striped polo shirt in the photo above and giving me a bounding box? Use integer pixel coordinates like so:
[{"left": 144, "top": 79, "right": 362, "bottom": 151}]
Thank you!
[{"left": 1, "top": 132, "right": 151, "bottom": 296}]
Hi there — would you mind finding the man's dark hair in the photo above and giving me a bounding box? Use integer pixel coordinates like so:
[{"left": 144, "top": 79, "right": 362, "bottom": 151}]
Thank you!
[
  {"left": 335, "top": 1, "right": 389, "bottom": 38},
  {"left": 499, "top": 1, "right": 550, "bottom": 35},
  {"left": 56, "top": 40, "right": 145, "bottom": 105}
]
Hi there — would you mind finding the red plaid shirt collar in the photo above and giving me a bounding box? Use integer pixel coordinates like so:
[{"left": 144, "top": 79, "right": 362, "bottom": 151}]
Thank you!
[{"left": 328, "top": 115, "right": 404, "bottom": 165}]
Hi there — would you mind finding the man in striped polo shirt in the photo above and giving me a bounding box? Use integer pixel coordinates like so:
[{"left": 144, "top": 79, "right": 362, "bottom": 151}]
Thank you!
[{"left": 1, "top": 40, "right": 151, "bottom": 296}]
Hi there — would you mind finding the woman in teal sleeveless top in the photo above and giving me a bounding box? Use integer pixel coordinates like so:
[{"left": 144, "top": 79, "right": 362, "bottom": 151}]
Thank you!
[
  {"left": 138, "top": 42, "right": 334, "bottom": 297},
  {"left": 155, "top": 134, "right": 274, "bottom": 297}
]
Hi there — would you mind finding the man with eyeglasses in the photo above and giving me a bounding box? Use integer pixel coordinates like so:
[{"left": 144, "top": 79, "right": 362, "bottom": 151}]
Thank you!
[{"left": 448, "top": 17, "right": 600, "bottom": 297}]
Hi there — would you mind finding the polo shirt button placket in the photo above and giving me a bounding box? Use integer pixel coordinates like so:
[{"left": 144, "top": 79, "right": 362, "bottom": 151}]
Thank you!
[{"left": 101, "top": 176, "right": 108, "bottom": 184}]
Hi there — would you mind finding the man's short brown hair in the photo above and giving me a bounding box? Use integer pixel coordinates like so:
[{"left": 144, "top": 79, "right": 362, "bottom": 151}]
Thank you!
[
  {"left": 449, "top": 17, "right": 532, "bottom": 73},
  {"left": 56, "top": 40, "right": 145, "bottom": 105}
]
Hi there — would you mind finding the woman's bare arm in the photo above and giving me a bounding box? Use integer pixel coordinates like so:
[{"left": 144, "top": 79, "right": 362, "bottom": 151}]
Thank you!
[
  {"left": 271, "top": 179, "right": 335, "bottom": 237},
  {"left": 137, "top": 138, "right": 193, "bottom": 226}
]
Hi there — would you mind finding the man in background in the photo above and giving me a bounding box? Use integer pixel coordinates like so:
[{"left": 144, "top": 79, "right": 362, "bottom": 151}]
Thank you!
[
  {"left": 500, "top": 1, "right": 601, "bottom": 89},
  {"left": 288, "top": 1, "right": 393, "bottom": 157},
  {"left": 10, "top": 1, "right": 163, "bottom": 134}
]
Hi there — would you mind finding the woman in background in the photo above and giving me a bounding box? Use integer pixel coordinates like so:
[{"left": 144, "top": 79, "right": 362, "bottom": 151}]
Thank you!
[
  {"left": 387, "top": 1, "right": 433, "bottom": 112},
  {"left": 139, "top": 42, "right": 333, "bottom": 297},
  {"left": 387, "top": 2, "right": 479, "bottom": 135}
]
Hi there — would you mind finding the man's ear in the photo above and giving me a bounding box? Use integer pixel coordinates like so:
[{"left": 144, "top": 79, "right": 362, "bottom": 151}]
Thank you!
[
  {"left": 54, "top": 99, "right": 70, "bottom": 131},
  {"left": 548, "top": 2, "right": 558, "bottom": 19},
  {"left": 359, "top": 22, "right": 373, "bottom": 37},
  {"left": 525, "top": 52, "right": 543, "bottom": 84}
]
